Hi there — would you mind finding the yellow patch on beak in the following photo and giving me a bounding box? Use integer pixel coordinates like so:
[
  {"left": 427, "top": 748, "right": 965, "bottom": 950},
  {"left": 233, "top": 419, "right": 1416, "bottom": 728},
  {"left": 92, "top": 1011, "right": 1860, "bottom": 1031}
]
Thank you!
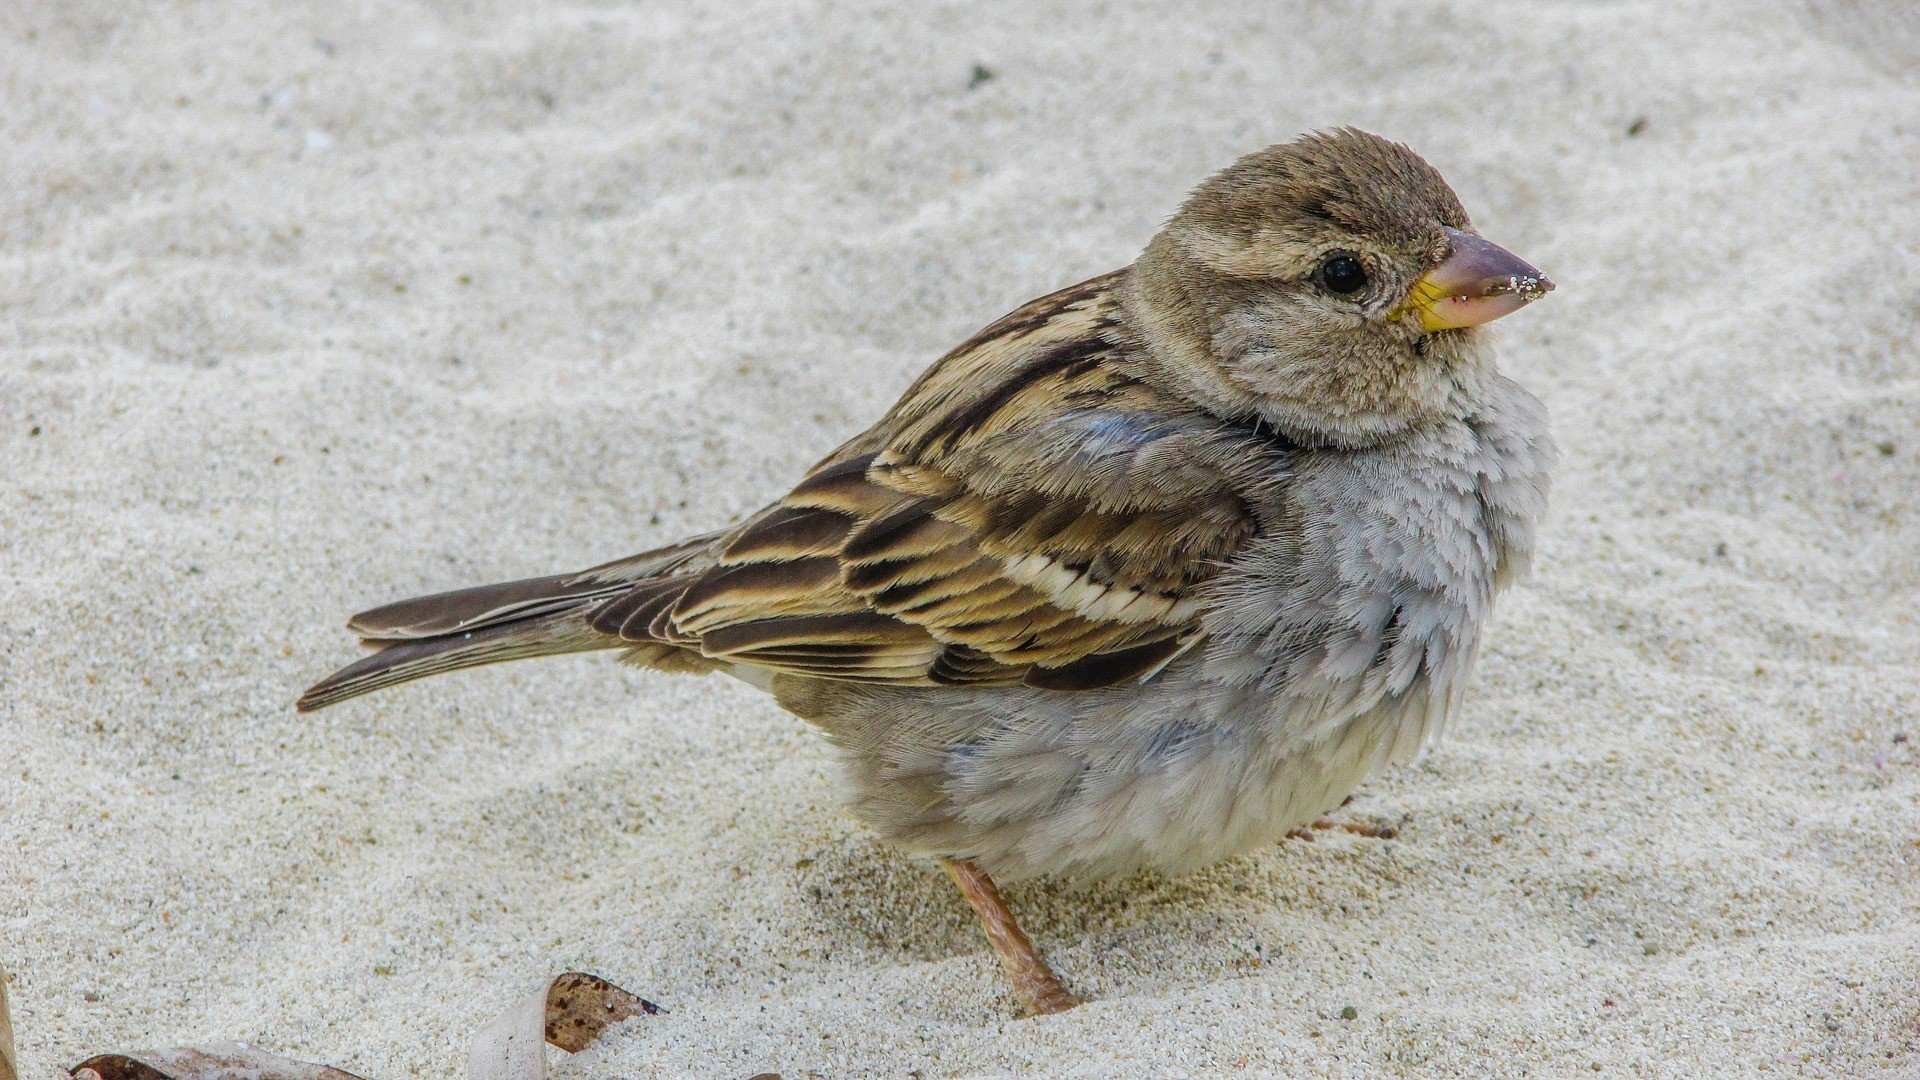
[{"left": 1393, "top": 227, "right": 1554, "bottom": 333}]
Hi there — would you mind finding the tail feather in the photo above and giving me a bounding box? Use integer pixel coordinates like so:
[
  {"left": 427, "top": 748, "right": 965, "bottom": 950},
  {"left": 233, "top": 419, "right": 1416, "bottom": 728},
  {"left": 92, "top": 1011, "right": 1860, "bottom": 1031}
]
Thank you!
[
  {"left": 299, "top": 535, "right": 726, "bottom": 713},
  {"left": 347, "top": 572, "right": 621, "bottom": 640},
  {"left": 297, "top": 612, "right": 616, "bottom": 712}
]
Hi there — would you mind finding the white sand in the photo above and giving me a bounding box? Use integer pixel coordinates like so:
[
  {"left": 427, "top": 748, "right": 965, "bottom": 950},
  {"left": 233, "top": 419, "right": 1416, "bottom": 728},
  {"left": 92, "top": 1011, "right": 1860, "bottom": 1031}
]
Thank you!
[{"left": 4, "top": 1, "right": 1919, "bottom": 1076}]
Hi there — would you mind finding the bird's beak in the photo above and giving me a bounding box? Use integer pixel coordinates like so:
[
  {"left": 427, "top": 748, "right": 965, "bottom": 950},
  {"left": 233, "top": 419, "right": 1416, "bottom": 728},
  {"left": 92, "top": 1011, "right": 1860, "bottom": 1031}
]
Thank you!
[{"left": 1394, "top": 227, "right": 1554, "bottom": 333}]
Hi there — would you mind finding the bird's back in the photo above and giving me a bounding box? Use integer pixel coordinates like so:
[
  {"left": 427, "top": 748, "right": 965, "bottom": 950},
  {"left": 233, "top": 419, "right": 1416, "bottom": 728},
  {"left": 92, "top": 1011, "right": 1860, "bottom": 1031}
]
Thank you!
[{"left": 299, "top": 268, "right": 1285, "bottom": 710}]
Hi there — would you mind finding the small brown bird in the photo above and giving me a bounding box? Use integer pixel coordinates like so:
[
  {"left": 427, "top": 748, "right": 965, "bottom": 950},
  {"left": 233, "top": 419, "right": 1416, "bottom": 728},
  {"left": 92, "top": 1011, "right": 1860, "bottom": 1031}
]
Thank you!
[{"left": 301, "top": 129, "right": 1555, "bottom": 1016}]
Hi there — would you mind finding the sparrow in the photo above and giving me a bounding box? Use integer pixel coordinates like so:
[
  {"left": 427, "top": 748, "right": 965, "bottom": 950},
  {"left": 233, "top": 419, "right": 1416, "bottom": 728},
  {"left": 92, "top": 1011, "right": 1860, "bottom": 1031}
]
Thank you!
[{"left": 300, "top": 128, "right": 1556, "bottom": 1016}]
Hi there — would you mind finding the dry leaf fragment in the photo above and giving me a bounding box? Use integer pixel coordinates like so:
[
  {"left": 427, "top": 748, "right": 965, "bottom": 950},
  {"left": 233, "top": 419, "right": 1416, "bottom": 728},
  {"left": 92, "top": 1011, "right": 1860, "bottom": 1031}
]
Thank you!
[
  {"left": 70, "top": 1043, "right": 368, "bottom": 1080},
  {"left": 468, "top": 972, "right": 661, "bottom": 1080},
  {"left": 541, "top": 973, "right": 661, "bottom": 1053},
  {"left": 1, "top": 969, "right": 17, "bottom": 1080}
]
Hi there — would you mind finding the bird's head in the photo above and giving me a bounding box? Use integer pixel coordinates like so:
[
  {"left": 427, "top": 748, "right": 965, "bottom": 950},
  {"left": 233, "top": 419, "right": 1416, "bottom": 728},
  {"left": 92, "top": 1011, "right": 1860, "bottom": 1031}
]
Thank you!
[{"left": 1129, "top": 128, "right": 1552, "bottom": 447}]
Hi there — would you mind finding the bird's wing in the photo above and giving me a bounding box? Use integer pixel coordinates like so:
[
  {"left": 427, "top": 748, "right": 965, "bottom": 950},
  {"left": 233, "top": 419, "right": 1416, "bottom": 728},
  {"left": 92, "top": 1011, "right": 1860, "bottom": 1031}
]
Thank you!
[{"left": 585, "top": 270, "right": 1279, "bottom": 690}]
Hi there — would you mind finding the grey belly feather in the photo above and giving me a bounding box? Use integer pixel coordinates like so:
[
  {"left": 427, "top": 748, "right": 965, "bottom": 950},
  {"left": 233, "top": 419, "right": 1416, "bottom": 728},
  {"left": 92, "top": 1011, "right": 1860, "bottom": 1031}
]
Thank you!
[{"left": 777, "top": 377, "right": 1554, "bottom": 882}]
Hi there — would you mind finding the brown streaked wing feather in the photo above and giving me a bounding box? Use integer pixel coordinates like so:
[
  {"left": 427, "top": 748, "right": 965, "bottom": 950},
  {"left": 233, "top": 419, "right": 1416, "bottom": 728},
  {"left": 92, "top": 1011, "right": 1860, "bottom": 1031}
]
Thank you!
[
  {"left": 671, "top": 558, "right": 846, "bottom": 631},
  {"left": 582, "top": 269, "right": 1272, "bottom": 691},
  {"left": 1024, "top": 634, "right": 1194, "bottom": 691},
  {"left": 929, "top": 643, "right": 1030, "bottom": 686},
  {"left": 588, "top": 575, "right": 699, "bottom": 640},
  {"left": 718, "top": 504, "right": 859, "bottom": 564},
  {"left": 698, "top": 611, "right": 938, "bottom": 658}
]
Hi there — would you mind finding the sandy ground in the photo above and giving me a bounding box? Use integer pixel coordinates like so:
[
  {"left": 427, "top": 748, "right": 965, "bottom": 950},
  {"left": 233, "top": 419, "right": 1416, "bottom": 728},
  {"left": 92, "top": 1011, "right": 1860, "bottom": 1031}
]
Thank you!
[{"left": 4, "top": 1, "right": 1919, "bottom": 1076}]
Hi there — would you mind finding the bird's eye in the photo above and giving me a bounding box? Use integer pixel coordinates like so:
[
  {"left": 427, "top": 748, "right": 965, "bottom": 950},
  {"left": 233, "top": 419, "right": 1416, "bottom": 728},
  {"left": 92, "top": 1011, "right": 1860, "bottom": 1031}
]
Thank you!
[{"left": 1317, "top": 254, "right": 1368, "bottom": 295}]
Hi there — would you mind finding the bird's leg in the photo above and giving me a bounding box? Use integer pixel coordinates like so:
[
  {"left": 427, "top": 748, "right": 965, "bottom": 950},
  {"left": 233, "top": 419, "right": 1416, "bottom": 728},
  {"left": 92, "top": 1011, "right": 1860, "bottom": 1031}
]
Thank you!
[{"left": 941, "top": 857, "right": 1081, "bottom": 1016}]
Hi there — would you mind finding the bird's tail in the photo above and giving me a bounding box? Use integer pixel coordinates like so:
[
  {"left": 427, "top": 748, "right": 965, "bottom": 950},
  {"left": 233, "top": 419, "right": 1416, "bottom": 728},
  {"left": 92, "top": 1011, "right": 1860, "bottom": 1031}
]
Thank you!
[
  {"left": 296, "top": 537, "right": 718, "bottom": 712},
  {"left": 295, "top": 607, "right": 615, "bottom": 712}
]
